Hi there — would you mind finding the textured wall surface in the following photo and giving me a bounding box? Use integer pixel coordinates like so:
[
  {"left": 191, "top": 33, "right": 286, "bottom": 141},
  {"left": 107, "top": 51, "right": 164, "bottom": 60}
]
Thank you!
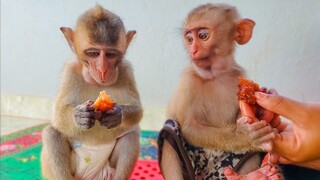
[{"left": 1, "top": 0, "right": 320, "bottom": 129}]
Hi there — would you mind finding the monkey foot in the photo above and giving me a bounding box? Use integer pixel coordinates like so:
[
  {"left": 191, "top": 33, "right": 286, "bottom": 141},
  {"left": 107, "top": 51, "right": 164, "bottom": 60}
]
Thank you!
[{"left": 224, "top": 164, "right": 282, "bottom": 180}]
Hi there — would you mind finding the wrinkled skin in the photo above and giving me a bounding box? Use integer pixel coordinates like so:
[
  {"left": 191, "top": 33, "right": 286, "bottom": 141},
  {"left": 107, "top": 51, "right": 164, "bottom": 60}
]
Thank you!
[{"left": 74, "top": 100, "right": 122, "bottom": 129}]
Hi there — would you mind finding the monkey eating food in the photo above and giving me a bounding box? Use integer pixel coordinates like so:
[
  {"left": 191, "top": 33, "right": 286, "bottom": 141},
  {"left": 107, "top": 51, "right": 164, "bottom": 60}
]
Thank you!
[
  {"left": 41, "top": 4, "right": 142, "bottom": 180},
  {"left": 158, "top": 3, "right": 279, "bottom": 180}
]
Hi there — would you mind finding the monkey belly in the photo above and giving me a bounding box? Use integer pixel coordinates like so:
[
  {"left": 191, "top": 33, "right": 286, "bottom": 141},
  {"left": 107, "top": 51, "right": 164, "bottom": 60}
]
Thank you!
[{"left": 70, "top": 140, "right": 116, "bottom": 180}]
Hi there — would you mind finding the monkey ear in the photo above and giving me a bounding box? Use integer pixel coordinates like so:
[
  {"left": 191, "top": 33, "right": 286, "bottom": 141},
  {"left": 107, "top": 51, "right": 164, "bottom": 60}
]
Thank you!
[
  {"left": 235, "top": 18, "right": 255, "bottom": 45},
  {"left": 126, "top": 30, "right": 136, "bottom": 49},
  {"left": 60, "top": 27, "right": 75, "bottom": 52}
]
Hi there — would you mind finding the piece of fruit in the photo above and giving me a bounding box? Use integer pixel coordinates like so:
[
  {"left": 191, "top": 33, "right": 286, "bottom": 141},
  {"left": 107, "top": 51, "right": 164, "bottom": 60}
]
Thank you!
[
  {"left": 93, "top": 91, "right": 115, "bottom": 111},
  {"left": 237, "top": 77, "right": 261, "bottom": 105}
]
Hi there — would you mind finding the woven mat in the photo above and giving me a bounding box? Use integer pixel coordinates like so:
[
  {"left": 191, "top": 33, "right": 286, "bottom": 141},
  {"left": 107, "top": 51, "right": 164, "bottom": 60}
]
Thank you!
[{"left": 0, "top": 124, "right": 161, "bottom": 180}]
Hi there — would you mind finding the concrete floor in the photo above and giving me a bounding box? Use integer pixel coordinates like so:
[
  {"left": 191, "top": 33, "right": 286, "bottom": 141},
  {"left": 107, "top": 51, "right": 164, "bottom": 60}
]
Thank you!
[{"left": 0, "top": 115, "right": 49, "bottom": 136}]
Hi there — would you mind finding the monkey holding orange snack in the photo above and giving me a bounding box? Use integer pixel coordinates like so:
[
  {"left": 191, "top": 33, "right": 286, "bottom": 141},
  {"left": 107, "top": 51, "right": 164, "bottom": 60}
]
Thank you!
[
  {"left": 94, "top": 90, "right": 116, "bottom": 111},
  {"left": 92, "top": 90, "right": 122, "bottom": 129}
]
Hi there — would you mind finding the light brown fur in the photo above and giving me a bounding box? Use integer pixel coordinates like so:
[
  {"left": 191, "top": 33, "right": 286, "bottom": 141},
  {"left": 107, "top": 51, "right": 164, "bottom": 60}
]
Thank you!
[
  {"left": 41, "top": 5, "right": 142, "bottom": 180},
  {"left": 161, "top": 3, "right": 273, "bottom": 179}
]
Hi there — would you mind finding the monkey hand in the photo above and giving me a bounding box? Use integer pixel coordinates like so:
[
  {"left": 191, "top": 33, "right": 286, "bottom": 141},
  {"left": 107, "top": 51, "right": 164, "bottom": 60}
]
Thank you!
[
  {"left": 99, "top": 105, "right": 122, "bottom": 129},
  {"left": 238, "top": 118, "right": 276, "bottom": 151},
  {"left": 238, "top": 101, "right": 275, "bottom": 151},
  {"left": 74, "top": 100, "right": 96, "bottom": 129}
]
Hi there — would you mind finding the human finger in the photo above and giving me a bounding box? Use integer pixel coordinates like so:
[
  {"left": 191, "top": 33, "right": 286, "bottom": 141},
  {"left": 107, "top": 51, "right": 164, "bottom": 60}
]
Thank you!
[
  {"left": 239, "top": 101, "right": 257, "bottom": 123},
  {"left": 255, "top": 92, "right": 305, "bottom": 124}
]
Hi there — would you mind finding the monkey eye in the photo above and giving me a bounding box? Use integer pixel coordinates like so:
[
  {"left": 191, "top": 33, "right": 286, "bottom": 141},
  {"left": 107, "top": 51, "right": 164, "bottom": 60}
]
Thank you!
[
  {"left": 105, "top": 52, "right": 118, "bottom": 58},
  {"left": 198, "top": 29, "right": 209, "bottom": 40},
  {"left": 86, "top": 49, "right": 100, "bottom": 57},
  {"left": 185, "top": 32, "right": 193, "bottom": 44}
]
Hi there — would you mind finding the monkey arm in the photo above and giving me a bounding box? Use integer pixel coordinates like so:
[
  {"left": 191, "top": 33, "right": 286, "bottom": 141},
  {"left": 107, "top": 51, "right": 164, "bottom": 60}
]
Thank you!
[
  {"left": 182, "top": 119, "right": 274, "bottom": 152},
  {"left": 118, "top": 104, "right": 143, "bottom": 128}
]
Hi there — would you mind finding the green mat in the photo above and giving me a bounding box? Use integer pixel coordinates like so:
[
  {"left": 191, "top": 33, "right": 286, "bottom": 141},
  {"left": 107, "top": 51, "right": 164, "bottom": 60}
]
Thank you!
[{"left": 0, "top": 124, "right": 159, "bottom": 180}]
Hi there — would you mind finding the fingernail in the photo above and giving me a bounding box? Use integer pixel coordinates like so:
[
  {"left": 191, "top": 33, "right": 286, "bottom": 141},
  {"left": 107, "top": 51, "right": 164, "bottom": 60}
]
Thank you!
[{"left": 255, "top": 92, "right": 267, "bottom": 100}]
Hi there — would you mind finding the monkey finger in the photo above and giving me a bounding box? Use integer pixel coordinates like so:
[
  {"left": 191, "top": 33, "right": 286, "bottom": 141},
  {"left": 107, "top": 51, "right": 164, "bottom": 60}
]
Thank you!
[
  {"left": 237, "top": 116, "right": 253, "bottom": 124},
  {"left": 100, "top": 118, "right": 121, "bottom": 129},
  {"left": 251, "top": 124, "right": 275, "bottom": 139},
  {"left": 254, "top": 131, "right": 276, "bottom": 147},
  {"left": 83, "top": 100, "right": 94, "bottom": 107},
  {"left": 77, "top": 118, "right": 95, "bottom": 129},
  {"left": 105, "top": 109, "right": 115, "bottom": 114},
  {"left": 247, "top": 120, "right": 267, "bottom": 131},
  {"left": 76, "top": 104, "right": 94, "bottom": 112},
  {"left": 250, "top": 126, "right": 276, "bottom": 142},
  {"left": 74, "top": 111, "right": 95, "bottom": 118}
]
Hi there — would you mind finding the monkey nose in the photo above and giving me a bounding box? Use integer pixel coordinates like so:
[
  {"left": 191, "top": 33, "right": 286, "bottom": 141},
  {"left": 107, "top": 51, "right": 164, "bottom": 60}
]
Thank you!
[
  {"left": 192, "top": 49, "right": 199, "bottom": 55},
  {"left": 98, "top": 69, "right": 107, "bottom": 81}
]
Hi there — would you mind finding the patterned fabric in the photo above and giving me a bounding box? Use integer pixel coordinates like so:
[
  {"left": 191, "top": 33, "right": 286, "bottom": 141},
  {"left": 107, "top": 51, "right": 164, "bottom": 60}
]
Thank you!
[{"left": 162, "top": 119, "right": 247, "bottom": 180}]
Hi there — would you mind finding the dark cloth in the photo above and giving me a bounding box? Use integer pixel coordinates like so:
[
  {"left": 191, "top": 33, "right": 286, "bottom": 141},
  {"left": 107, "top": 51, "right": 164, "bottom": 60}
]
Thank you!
[
  {"left": 158, "top": 119, "right": 258, "bottom": 180},
  {"left": 280, "top": 164, "right": 320, "bottom": 180}
]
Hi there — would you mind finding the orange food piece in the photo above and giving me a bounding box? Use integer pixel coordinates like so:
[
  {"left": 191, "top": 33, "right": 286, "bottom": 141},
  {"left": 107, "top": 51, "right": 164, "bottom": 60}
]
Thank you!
[
  {"left": 237, "top": 77, "right": 261, "bottom": 105},
  {"left": 94, "top": 91, "right": 115, "bottom": 111}
]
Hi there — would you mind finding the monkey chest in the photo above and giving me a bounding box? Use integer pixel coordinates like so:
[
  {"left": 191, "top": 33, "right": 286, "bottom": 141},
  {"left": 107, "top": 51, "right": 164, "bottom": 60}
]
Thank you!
[{"left": 186, "top": 91, "right": 239, "bottom": 126}]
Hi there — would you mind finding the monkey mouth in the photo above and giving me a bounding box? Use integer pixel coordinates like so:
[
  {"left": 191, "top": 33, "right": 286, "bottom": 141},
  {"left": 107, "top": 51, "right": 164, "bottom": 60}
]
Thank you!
[{"left": 193, "top": 57, "right": 210, "bottom": 68}]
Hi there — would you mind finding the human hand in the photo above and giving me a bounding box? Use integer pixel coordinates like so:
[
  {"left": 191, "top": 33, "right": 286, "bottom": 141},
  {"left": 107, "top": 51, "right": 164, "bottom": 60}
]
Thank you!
[
  {"left": 98, "top": 105, "right": 122, "bottom": 129},
  {"left": 255, "top": 92, "right": 320, "bottom": 163},
  {"left": 74, "top": 100, "right": 96, "bottom": 129}
]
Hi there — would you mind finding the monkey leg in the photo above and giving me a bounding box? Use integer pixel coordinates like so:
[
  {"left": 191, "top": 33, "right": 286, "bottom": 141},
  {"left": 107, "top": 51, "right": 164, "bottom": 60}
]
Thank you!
[
  {"left": 109, "top": 127, "right": 140, "bottom": 180},
  {"left": 158, "top": 119, "right": 195, "bottom": 180},
  {"left": 41, "top": 125, "right": 73, "bottom": 180}
]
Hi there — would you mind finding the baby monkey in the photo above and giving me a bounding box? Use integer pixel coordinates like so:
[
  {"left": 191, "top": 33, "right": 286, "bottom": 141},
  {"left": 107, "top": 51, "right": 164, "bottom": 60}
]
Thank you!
[
  {"left": 41, "top": 5, "right": 142, "bottom": 180},
  {"left": 158, "top": 3, "right": 279, "bottom": 180}
]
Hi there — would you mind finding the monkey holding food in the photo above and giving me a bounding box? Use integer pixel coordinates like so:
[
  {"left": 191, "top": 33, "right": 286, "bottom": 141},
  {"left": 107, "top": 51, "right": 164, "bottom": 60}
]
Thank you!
[
  {"left": 41, "top": 5, "right": 142, "bottom": 180},
  {"left": 158, "top": 3, "right": 279, "bottom": 180}
]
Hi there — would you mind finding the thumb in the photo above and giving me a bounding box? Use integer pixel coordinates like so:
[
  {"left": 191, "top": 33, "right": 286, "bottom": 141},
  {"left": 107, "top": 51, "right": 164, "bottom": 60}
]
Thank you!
[{"left": 255, "top": 92, "right": 305, "bottom": 124}]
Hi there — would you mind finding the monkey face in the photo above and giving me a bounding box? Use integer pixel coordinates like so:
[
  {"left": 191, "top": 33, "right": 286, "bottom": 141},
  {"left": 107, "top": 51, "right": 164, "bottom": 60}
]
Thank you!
[
  {"left": 83, "top": 46, "right": 124, "bottom": 86},
  {"left": 71, "top": 29, "right": 127, "bottom": 86},
  {"left": 184, "top": 27, "right": 216, "bottom": 69},
  {"left": 184, "top": 28, "right": 211, "bottom": 67}
]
